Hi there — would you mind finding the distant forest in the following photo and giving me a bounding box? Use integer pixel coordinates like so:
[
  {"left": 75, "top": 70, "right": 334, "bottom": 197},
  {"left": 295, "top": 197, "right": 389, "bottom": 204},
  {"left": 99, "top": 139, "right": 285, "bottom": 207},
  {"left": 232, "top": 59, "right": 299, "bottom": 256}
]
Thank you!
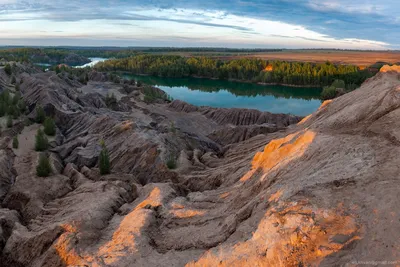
[
  {"left": 95, "top": 55, "right": 375, "bottom": 87},
  {"left": 0, "top": 48, "right": 138, "bottom": 64},
  {"left": 0, "top": 48, "right": 377, "bottom": 88},
  {"left": 0, "top": 48, "right": 90, "bottom": 65}
]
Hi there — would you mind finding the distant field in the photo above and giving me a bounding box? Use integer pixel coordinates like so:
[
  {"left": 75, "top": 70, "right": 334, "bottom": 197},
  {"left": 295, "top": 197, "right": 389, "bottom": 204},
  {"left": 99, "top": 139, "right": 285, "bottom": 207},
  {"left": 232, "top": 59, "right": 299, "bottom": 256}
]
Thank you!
[
  {"left": 155, "top": 50, "right": 400, "bottom": 66},
  {"left": 243, "top": 51, "right": 400, "bottom": 66}
]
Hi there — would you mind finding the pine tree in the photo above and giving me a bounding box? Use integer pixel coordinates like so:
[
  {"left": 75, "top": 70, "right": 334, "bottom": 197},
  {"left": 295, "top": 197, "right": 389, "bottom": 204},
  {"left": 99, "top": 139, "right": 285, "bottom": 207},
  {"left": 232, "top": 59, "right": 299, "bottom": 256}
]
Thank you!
[
  {"left": 6, "top": 116, "right": 12, "bottom": 128},
  {"left": 10, "top": 76, "right": 16, "bottom": 84},
  {"left": 43, "top": 117, "right": 56, "bottom": 136},
  {"left": 4, "top": 64, "right": 11, "bottom": 75},
  {"left": 18, "top": 99, "right": 27, "bottom": 114},
  {"left": 35, "top": 105, "right": 46, "bottom": 123},
  {"left": 12, "top": 135, "right": 19, "bottom": 149},
  {"left": 35, "top": 128, "right": 48, "bottom": 151},
  {"left": 12, "top": 92, "right": 20, "bottom": 105},
  {"left": 99, "top": 140, "right": 111, "bottom": 175},
  {"left": 0, "top": 102, "right": 5, "bottom": 117},
  {"left": 36, "top": 153, "right": 52, "bottom": 177}
]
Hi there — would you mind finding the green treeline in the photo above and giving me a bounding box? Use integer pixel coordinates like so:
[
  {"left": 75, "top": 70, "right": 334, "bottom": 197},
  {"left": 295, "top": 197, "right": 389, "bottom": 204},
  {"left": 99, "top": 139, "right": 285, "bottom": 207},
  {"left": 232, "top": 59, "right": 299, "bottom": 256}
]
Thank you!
[
  {"left": 73, "top": 49, "right": 138, "bottom": 59},
  {"left": 95, "top": 55, "right": 375, "bottom": 87},
  {"left": 0, "top": 48, "right": 139, "bottom": 64},
  {"left": 0, "top": 48, "right": 91, "bottom": 65}
]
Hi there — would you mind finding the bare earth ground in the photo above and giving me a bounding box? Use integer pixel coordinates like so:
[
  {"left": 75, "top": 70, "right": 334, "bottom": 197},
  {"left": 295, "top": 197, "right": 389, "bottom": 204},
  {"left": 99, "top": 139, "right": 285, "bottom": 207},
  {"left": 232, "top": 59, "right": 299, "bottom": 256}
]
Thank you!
[{"left": 0, "top": 64, "right": 399, "bottom": 267}]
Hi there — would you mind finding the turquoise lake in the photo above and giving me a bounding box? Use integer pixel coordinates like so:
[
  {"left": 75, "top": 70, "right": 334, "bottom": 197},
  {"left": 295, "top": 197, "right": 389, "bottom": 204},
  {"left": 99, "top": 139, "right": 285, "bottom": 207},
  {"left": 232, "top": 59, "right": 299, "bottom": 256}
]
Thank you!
[{"left": 124, "top": 75, "right": 322, "bottom": 116}]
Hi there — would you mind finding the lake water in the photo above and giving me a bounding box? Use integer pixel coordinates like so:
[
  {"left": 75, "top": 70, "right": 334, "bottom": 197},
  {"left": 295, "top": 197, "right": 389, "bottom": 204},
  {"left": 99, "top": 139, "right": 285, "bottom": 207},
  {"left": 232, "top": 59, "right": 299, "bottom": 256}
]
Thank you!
[
  {"left": 35, "top": 57, "right": 107, "bottom": 68},
  {"left": 75, "top": 57, "right": 107, "bottom": 68},
  {"left": 123, "top": 74, "right": 322, "bottom": 116}
]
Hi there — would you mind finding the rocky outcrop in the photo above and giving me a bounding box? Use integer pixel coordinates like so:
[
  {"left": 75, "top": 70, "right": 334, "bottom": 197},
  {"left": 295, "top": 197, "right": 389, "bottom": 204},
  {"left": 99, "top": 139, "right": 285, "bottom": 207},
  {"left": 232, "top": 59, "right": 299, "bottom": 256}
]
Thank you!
[
  {"left": 0, "top": 63, "right": 399, "bottom": 266},
  {"left": 169, "top": 99, "right": 301, "bottom": 127}
]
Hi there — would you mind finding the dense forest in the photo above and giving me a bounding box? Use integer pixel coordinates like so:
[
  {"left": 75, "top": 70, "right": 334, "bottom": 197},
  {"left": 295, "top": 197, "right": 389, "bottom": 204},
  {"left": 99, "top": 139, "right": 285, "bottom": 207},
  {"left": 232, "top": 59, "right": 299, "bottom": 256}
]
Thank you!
[
  {"left": 0, "top": 48, "right": 90, "bottom": 65},
  {"left": 0, "top": 48, "right": 141, "bottom": 64},
  {"left": 95, "top": 55, "right": 375, "bottom": 87}
]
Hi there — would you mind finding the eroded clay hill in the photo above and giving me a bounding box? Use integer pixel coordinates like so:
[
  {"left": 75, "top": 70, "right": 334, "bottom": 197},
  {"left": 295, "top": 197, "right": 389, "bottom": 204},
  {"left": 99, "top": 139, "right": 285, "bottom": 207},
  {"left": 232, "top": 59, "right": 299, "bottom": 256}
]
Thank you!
[{"left": 0, "top": 63, "right": 399, "bottom": 267}]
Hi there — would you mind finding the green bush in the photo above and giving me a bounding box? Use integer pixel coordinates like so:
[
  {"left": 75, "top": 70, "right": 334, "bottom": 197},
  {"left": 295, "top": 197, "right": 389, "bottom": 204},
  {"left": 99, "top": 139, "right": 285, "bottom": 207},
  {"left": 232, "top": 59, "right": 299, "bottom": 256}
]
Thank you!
[
  {"left": 321, "top": 79, "right": 349, "bottom": 100},
  {"left": 166, "top": 156, "right": 177, "bottom": 169},
  {"left": 35, "top": 128, "right": 48, "bottom": 151},
  {"left": 4, "top": 64, "right": 11, "bottom": 75},
  {"left": 6, "top": 116, "right": 12, "bottom": 128},
  {"left": 321, "top": 86, "right": 337, "bottom": 100},
  {"left": 35, "top": 105, "right": 46, "bottom": 123},
  {"left": 36, "top": 153, "right": 52, "bottom": 177},
  {"left": 0, "top": 90, "right": 11, "bottom": 105},
  {"left": 331, "top": 79, "right": 346, "bottom": 89},
  {"left": 99, "top": 140, "right": 111, "bottom": 175},
  {"left": 24, "top": 117, "right": 32, "bottom": 126},
  {"left": 170, "top": 121, "right": 177, "bottom": 134},
  {"left": 105, "top": 93, "right": 117, "bottom": 110},
  {"left": 12, "top": 92, "right": 20, "bottom": 105},
  {"left": 7, "top": 105, "right": 19, "bottom": 119},
  {"left": 18, "top": 99, "right": 27, "bottom": 114},
  {"left": 43, "top": 117, "right": 56, "bottom": 136},
  {"left": 0, "top": 103, "right": 6, "bottom": 117},
  {"left": 12, "top": 135, "right": 19, "bottom": 149},
  {"left": 10, "top": 76, "right": 16, "bottom": 84},
  {"left": 0, "top": 90, "right": 23, "bottom": 120},
  {"left": 142, "top": 86, "right": 170, "bottom": 103}
]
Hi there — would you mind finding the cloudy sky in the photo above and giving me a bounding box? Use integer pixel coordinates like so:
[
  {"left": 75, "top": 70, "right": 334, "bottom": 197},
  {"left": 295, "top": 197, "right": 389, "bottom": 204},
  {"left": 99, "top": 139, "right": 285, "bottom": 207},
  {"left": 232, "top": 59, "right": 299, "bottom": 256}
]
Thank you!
[{"left": 0, "top": 0, "right": 399, "bottom": 49}]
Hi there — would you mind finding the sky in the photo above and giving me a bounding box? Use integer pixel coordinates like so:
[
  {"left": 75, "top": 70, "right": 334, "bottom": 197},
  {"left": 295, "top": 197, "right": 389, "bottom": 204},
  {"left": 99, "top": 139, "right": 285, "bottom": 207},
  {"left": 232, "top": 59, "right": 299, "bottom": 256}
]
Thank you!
[{"left": 0, "top": 0, "right": 399, "bottom": 49}]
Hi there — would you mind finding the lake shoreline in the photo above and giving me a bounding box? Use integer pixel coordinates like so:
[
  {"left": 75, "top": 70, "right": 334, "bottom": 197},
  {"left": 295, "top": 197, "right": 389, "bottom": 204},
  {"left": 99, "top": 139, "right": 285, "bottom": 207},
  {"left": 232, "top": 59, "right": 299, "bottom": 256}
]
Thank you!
[
  {"left": 122, "top": 73, "right": 322, "bottom": 116},
  {"left": 120, "top": 72, "right": 322, "bottom": 89}
]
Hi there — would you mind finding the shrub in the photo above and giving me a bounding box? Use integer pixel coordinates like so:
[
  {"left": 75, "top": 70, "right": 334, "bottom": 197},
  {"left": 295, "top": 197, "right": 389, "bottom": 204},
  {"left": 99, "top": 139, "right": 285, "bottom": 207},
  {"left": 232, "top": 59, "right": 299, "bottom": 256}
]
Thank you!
[
  {"left": 0, "top": 103, "right": 6, "bottom": 117},
  {"left": 12, "top": 92, "right": 20, "bottom": 105},
  {"left": 9, "top": 105, "right": 20, "bottom": 119},
  {"left": 4, "top": 64, "right": 11, "bottom": 75},
  {"left": 43, "top": 117, "right": 56, "bottom": 136},
  {"left": 0, "top": 90, "right": 11, "bottom": 105},
  {"left": 35, "top": 105, "right": 46, "bottom": 123},
  {"left": 166, "top": 156, "right": 177, "bottom": 169},
  {"left": 170, "top": 121, "right": 177, "bottom": 134},
  {"left": 331, "top": 79, "right": 346, "bottom": 89},
  {"left": 136, "top": 80, "right": 142, "bottom": 87},
  {"left": 18, "top": 99, "right": 27, "bottom": 114},
  {"left": 6, "top": 116, "right": 12, "bottom": 128},
  {"left": 142, "top": 86, "right": 169, "bottom": 103},
  {"left": 36, "top": 153, "right": 52, "bottom": 177},
  {"left": 12, "top": 135, "right": 19, "bottom": 149},
  {"left": 35, "top": 128, "right": 48, "bottom": 151},
  {"left": 79, "top": 74, "right": 87, "bottom": 84},
  {"left": 113, "top": 75, "right": 120, "bottom": 84},
  {"left": 99, "top": 140, "right": 111, "bottom": 175},
  {"left": 24, "top": 117, "right": 32, "bottom": 126},
  {"left": 321, "top": 86, "right": 337, "bottom": 100},
  {"left": 105, "top": 93, "right": 117, "bottom": 110}
]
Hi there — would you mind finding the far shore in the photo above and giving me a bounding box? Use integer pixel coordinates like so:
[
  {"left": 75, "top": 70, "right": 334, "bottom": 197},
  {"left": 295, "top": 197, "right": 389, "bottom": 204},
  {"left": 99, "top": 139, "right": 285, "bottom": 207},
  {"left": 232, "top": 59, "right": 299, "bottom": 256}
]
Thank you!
[{"left": 120, "top": 72, "right": 323, "bottom": 89}]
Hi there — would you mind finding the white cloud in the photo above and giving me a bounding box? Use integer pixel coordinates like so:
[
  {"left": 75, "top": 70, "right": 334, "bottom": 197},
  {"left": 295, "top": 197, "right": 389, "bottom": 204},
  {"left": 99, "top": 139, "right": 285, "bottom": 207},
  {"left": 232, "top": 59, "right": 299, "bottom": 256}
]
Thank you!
[
  {"left": 307, "top": 0, "right": 383, "bottom": 15},
  {"left": 0, "top": 3, "right": 393, "bottom": 49}
]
